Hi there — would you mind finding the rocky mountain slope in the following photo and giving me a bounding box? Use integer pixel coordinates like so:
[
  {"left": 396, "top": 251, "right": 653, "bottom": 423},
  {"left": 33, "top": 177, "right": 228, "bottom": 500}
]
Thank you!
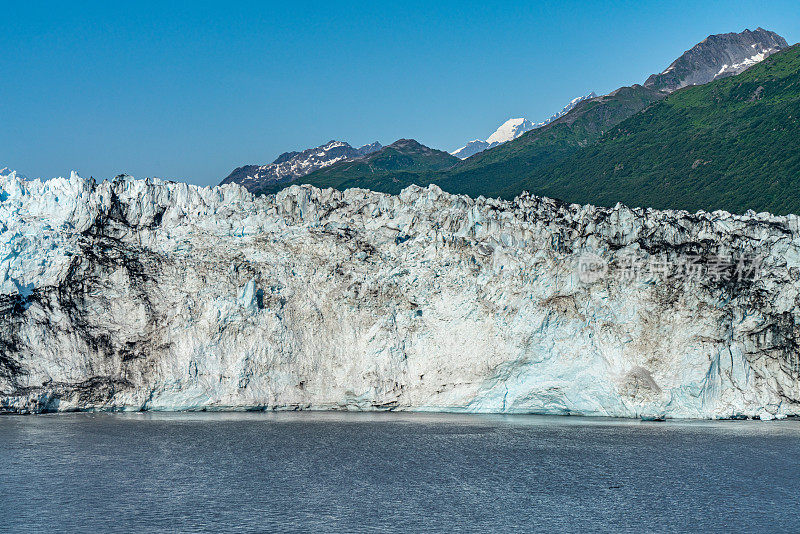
[
  {"left": 644, "top": 27, "right": 787, "bottom": 92},
  {"left": 220, "top": 140, "right": 382, "bottom": 195},
  {"left": 1, "top": 172, "right": 798, "bottom": 418}
]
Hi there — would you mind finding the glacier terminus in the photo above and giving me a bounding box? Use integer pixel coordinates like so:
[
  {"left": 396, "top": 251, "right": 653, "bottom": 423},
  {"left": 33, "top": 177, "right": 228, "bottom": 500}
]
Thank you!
[{"left": 1, "top": 171, "right": 798, "bottom": 419}]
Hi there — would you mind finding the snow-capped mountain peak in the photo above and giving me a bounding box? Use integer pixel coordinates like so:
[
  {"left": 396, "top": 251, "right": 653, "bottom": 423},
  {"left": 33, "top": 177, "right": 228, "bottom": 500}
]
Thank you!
[
  {"left": 451, "top": 92, "right": 597, "bottom": 159},
  {"left": 486, "top": 118, "right": 534, "bottom": 145}
]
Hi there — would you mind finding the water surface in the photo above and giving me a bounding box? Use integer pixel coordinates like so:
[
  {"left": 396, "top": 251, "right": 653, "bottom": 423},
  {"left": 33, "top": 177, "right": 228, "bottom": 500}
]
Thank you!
[{"left": 1, "top": 412, "right": 798, "bottom": 532}]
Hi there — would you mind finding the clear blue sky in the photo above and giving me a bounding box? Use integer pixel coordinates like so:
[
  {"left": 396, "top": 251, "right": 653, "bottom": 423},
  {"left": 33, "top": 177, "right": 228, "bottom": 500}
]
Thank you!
[{"left": 2, "top": 0, "right": 798, "bottom": 186}]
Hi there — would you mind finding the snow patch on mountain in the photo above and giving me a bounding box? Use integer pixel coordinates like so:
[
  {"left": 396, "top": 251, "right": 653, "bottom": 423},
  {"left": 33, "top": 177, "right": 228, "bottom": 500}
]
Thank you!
[{"left": 714, "top": 50, "right": 775, "bottom": 78}]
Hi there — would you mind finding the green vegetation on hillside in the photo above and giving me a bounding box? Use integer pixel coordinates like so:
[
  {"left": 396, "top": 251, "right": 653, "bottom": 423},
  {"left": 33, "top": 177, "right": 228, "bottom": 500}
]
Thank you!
[{"left": 507, "top": 44, "right": 800, "bottom": 213}]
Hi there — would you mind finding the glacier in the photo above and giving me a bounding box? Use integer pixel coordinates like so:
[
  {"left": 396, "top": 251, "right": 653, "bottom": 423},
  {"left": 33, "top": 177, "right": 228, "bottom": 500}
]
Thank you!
[{"left": 1, "top": 171, "right": 799, "bottom": 418}]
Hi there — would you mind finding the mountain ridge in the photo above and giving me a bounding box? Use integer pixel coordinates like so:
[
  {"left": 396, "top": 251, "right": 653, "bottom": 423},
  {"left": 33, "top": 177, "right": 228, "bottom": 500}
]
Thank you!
[
  {"left": 288, "top": 28, "right": 795, "bottom": 213},
  {"left": 220, "top": 140, "right": 382, "bottom": 194}
]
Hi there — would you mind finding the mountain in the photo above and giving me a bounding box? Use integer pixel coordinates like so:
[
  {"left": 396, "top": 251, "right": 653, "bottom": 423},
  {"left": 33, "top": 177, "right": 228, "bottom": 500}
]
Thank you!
[
  {"left": 644, "top": 27, "right": 787, "bottom": 92},
  {"left": 434, "top": 30, "right": 790, "bottom": 198},
  {"left": 278, "top": 28, "right": 792, "bottom": 212},
  {"left": 294, "top": 139, "right": 459, "bottom": 195},
  {"left": 502, "top": 43, "right": 800, "bottom": 214},
  {"left": 220, "top": 140, "right": 382, "bottom": 194},
  {"left": 451, "top": 93, "right": 597, "bottom": 159}
]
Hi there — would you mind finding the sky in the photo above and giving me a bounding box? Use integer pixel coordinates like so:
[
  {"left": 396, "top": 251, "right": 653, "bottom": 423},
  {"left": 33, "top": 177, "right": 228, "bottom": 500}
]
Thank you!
[{"left": 2, "top": 1, "right": 799, "bottom": 187}]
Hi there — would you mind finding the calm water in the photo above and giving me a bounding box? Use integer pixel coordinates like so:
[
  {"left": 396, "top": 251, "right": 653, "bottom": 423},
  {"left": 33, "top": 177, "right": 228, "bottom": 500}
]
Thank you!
[{"left": 1, "top": 412, "right": 799, "bottom": 533}]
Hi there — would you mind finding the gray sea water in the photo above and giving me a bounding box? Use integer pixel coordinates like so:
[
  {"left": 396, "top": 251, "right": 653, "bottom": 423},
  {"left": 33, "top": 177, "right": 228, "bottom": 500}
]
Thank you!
[{"left": 1, "top": 412, "right": 798, "bottom": 533}]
